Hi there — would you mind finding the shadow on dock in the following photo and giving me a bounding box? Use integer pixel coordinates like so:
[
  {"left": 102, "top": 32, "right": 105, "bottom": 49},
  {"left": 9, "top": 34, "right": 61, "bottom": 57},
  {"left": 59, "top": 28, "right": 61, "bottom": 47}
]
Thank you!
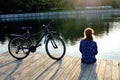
[
  {"left": 35, "top": 60, "right": 62, "bottom": 80},
  {"left": 0, "top": 60, "right": 22, "bottom": 80},
  {"left": 78, "top": 63, "right": 98, "bottom": 80}
]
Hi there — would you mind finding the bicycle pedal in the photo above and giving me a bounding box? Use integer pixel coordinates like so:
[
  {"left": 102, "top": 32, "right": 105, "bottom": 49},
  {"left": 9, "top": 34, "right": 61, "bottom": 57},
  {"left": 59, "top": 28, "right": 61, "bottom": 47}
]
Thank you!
[{"left": 26, "top": 51, "right": 30, "bottom": 54}]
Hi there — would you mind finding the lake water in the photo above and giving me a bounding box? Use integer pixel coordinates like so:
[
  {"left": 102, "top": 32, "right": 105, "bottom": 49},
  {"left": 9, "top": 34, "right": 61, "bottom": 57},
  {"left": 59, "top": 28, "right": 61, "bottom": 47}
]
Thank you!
[{"left": 0, "top": 11, "right": 120, "bottom": 60}]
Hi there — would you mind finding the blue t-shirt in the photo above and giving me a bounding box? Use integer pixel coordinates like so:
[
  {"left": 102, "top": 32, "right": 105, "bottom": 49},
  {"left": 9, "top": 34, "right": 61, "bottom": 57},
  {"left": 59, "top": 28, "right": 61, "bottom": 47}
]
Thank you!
[{"left": 80, "top": 39, "right": 98, "bottom": 63}]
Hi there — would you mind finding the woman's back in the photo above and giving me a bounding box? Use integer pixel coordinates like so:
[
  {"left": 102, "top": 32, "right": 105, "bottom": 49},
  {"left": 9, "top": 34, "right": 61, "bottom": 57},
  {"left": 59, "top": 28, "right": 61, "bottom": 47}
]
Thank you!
[{"left": 79, "top": 28, "right": 98, "bottom": 64}]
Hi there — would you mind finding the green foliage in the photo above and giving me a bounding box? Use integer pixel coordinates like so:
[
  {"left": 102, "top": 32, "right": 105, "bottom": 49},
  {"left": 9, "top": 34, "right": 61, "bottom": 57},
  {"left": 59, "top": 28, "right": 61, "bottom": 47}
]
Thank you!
[
  {"left": 115, "top": 0, "right": 120, "bottom": 8},
  {"left": 0, "top": 0, "right": 120, "bottom": 13}
]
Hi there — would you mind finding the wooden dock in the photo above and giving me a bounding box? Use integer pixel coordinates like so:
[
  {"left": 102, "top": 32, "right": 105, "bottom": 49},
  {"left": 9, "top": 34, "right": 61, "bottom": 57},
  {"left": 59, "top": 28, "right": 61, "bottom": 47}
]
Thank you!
[{"left": 0, "top": 52, "right": 120, "bottom": 80}]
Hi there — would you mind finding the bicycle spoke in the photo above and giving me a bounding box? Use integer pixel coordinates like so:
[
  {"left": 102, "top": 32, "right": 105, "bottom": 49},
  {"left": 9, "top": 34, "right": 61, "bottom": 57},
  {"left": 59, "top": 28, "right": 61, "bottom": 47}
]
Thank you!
[
  {"left": 8, "top": 37, "right": 30, "bottom": 60},
  {"left": 46, "top": 35, "right": 66, "bottom": 60}
]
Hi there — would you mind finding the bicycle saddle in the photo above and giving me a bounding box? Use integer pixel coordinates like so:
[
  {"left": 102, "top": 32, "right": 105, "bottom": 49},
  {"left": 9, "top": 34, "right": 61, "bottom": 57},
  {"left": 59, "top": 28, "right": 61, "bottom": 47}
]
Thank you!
[{"left": 21, "top": 27, "right": 32, "bottom": 30}]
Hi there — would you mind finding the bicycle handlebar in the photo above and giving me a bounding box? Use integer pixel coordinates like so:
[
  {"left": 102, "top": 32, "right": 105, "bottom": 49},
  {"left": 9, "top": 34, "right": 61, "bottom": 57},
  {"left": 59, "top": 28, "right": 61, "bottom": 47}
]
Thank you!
[{"left": 42, "top": 23, "right": 52, "bottom": 29}]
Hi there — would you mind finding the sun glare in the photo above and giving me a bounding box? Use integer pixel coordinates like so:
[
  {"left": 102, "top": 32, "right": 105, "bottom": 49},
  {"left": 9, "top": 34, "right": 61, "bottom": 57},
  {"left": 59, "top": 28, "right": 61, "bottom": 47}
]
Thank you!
[
  {"left": 96, "top": 22, "right": 120, "bottom": 54},
  {"left": 83, "top": 0, "right": 97, "bottom": 6}
]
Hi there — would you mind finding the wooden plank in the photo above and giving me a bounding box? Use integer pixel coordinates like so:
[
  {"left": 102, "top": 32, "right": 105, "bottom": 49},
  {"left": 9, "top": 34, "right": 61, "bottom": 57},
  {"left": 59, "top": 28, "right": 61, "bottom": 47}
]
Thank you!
[
  {"left": 0, "top": 62, "right": 19, "bottom": 80},
  {"left": 78, "top": 63, "right": 95, "bottom": 80},
  {"left": 31, "top": 57, "right": 59, "bottom": 80},
  {"left": 32, "top": 56, "right": 72, "bottom": 80},
  {"left": 12, "top": 53, "right": 44, "bottom": 75},
  {"left": 0, "top": 53, "right": 43, "bottom": 80},
  {"left": 60, "top": 57, "right": 80, "bottom": 80},
  {"left": 0, "top": 52, "right": 120, "bottom": 80},
  {"left": 104, "top": 60, "right": 112, "bottom": 80},
  {"left": 97, "top": 60, "right": 106, "bottom": 80},
  {"left": 0, "top": 52, "right": 23, "bottom": 79},
  {"left": 89, "top": 64, "right": 97, "bottom": 80},
  {"left": 118, "top": 61, "right": 120, "bottom": 80},
  {"left": 25, "top": 57, "right": 54, "bottom": 80},
  {"left": 12, "top": 53, "right": 51, "bottom": 80},
  {"left": 112, "top": 61, "right": 119, "bottom": 80},
  {"left": 74, "top": 59, "right": 100, "bottom": 80},
  {"left": 71, "top": 59, "right": 81, "bottom": 80},
  {"left": 38, "top": 58, "right": 68, "bottom": 80},
  {"left": 0, "top": 52, "right": 9, "bottom": 58},
  {"left": 0, "top": 72, "right": 7, "bottom": 80},
  {"left": 65, "top": 57, "right": 80, "bottom": 80},
  {"left": 43, "top": 56, "right": 72, "bottom": 80},
  {"left": 56, "top": 56, "right": 76, "bottom": 80},
  {"left": 0, "top": 52, "right": 16, "bottom": 65},
  {"left": 42, "top": 60, "right": 62, "bottom": 80},
  {"left": 33, "top": 55, "right": 72, "bottom": 80},
  {"left": 53, "top": 56, "right": 75, "bottom": 80},
  {"left": 88, "top": 60, "right": 100, "bottom": 80}
]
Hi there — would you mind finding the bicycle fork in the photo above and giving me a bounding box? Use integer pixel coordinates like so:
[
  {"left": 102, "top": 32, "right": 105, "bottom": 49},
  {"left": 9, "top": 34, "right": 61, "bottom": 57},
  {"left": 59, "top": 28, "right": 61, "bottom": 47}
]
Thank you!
[
  {"left": 50, "top": 39, "right": 58, "bottom": 49},
  {"left": 44, "top": 33, "right": 58, "bottom": 49}
]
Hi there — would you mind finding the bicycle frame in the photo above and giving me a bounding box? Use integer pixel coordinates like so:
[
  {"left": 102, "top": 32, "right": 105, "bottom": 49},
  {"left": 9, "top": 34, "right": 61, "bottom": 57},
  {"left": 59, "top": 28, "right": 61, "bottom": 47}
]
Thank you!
[
  {"left": 22, "top": 30, "right": 45, "bottom": 47},
  {"left": 23, "top": 27, "right": 57, "bottom": 49},
  {"left": 10, "top": 24, "right": 58, "bottom": 53}
]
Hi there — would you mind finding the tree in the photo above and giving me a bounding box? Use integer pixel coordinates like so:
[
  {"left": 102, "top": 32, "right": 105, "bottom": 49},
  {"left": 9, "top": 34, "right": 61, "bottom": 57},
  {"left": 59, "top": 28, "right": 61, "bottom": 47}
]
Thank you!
[{"left": 0, "top": 0, "right": 120, "bottom": 14}]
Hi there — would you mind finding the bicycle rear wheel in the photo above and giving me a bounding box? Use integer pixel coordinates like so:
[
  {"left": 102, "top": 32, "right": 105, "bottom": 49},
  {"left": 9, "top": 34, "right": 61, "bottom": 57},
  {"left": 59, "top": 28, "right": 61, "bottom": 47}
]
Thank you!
[
  {"left": 8, "top": 37, "right": 30, "bottom": 60},
  {"left": 45, "top": 35, "right": 66, "bottom": 60}
]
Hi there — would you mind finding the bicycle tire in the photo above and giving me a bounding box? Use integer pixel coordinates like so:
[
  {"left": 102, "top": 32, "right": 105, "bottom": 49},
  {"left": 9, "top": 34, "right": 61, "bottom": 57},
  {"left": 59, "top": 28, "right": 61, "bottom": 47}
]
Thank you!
[
  {"left": 45, "top": 35, "right": 66, "bottom": 60},
  {"left": 8, "top": 37, "right": 30, "bottom": 60}
]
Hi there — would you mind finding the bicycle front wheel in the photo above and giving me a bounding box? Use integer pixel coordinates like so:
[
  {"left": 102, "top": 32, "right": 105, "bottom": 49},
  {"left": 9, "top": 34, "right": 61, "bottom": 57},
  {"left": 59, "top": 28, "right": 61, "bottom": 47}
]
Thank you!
[
  {"left": 45, "top": 35, "right": 66, "bottom": 60},
  {"left": 8, "top": 37, "right": 30, "bottom": 60}
]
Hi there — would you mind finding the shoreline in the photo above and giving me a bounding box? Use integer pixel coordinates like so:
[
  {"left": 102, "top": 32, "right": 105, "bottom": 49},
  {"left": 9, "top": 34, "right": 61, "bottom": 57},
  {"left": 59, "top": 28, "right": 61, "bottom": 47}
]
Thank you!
[{"left": 0, "top": 9, "right": 120, "bottom": 22}]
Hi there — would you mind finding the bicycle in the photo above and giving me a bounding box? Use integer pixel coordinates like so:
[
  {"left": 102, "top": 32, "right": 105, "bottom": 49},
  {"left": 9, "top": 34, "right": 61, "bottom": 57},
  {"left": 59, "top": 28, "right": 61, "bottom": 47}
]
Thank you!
[{"left": 8, "top": 23, "right": 66, "bottom": 60}]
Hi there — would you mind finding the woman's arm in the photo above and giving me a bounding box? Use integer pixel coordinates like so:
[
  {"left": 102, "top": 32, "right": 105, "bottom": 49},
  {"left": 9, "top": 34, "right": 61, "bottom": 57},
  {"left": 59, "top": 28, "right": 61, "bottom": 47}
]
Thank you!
[
  {"left": 79, "top": 40, "right": 83, "bottom": 53},
  {"left": 94, "top": 42, "right": 98, "bottom": 55}
]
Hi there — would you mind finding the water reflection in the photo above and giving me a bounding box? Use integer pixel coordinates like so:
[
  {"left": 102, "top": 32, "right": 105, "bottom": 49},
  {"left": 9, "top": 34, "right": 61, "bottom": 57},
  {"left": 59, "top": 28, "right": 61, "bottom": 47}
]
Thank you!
[
  {"left": 96, "top": 21, "right": 120, "bottom": 54},
  {"left": 0, "top": 18, "right": 112, "bottom": 45},
  {"left": 0, "top": 14, "right": 120, "bottom": 60}
]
